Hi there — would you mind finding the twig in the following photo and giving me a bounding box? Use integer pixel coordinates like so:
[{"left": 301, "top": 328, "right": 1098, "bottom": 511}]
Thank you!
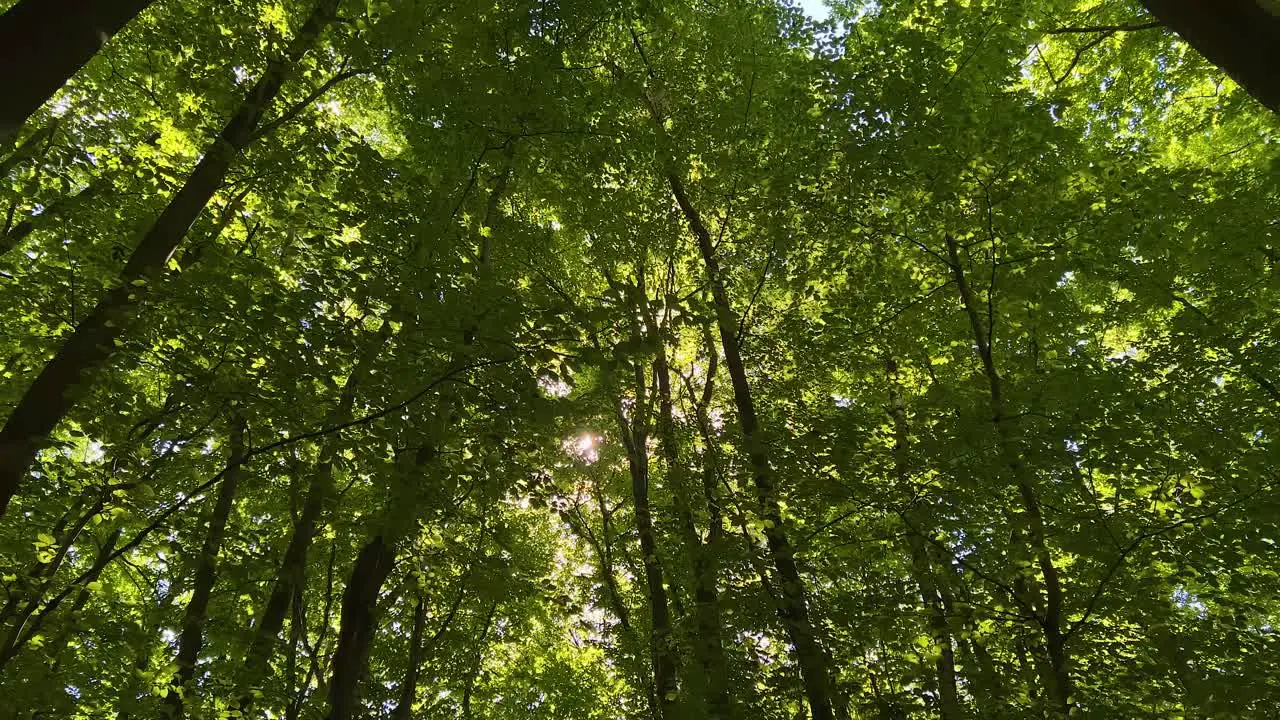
[{"left": 1046, "top": 21, "right": 1161, "bottom": 35}]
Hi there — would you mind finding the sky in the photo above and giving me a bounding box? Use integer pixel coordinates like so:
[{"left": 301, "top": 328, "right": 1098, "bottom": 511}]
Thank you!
[{"left": 796, "top": 0, "right": 832, "bottom": 21}]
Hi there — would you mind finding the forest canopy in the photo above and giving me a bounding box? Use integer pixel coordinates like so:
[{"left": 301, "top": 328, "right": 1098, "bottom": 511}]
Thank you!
[{"left": 0, "top": 1, "right": 1277, "bottom": 719}]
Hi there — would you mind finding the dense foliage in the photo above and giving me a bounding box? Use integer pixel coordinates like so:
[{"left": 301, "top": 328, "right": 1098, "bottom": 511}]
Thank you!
[{"left": 0, "top": 1, "right": 1277, "bottom": 718}]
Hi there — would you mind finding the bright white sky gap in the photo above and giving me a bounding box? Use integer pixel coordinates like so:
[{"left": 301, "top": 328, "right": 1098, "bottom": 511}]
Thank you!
[{"left": 797, "top": 0, "right": 832, "bottom": 21}]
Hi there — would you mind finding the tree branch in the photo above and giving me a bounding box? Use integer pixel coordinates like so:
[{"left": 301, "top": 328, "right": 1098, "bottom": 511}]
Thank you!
[{"left": 1046, "top": 21, "right": 1162, "bottom": 35}]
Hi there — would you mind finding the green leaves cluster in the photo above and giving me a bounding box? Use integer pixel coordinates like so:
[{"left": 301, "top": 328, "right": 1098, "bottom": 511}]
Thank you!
[{"left": 0, "top": 0, "right": 1277, "bottom": 718}]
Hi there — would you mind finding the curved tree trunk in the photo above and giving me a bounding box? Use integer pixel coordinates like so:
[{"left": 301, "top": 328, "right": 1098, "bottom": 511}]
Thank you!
[
  {"left": 1139, "top": 0, "right": 1280, "bottom": 112},
  {"left": 160, "top": 417, "right": 247, "bottom": 719},
  {"left": 0, "top": 0, "right": 341, "bottom": 518},
  {"left": 0, "top": 0, "right": 156, "bottom": 143}
]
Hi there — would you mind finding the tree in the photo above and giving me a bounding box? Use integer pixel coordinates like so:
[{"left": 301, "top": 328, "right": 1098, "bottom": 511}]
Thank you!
[
  {"left": 0, "top": 0, "right": 157, "bottom": 143},
  {"left": 0, "top": 0, "right": 1277, "bottom": 718},
  {"left": 1138, "top": 0, "right": 1280, "bottom": 112},
  {"left": 0, "top": 0, "right": 342, "bottom": 516}
]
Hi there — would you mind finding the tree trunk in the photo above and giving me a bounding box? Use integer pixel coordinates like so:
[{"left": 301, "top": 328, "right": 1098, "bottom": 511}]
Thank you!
[
  {"left": 1138, "top": 0, "right": 1280, "bottom": 112},
  {"left": 886, "top": 359, "right": 963, "bottom": 720},
  {"left": 615, "top": 52, "right": 845, "bottom": 713},
  {"left": 562, "top": 502, "right": 634, "bottom": 634},
  {"left": 239, "top": 461, "right": 328, "bottom": 687},
  {"left": 237, "top": 320, "right": 395, "bottom": 711},
  {"left": 390, "top": 591, "right": 429, "bottom": 720},
  {"left": 615, "top": 353, "right": 679, "bottom": 720},
  {"left": 665, "top": 169, "right": 841, "bottom": 720},
  {"left": 0, "top": 0, "right": 340, "bottom": 518},
  {"left": 943, "top": 235, "right": 1072, "bottom": 715},
  {"left": 325, "top": 534, "right": 397, "bottom": 720},
  {"left": 160, "top": 417, "right": 247, "bottom": 720},
  {"left": 285, "top": 545, "right": 338, "bottom": 720},
  {"left": 0, "top": 0, "right": 156, "bottom": 142},
  {"left": 557, "top": 489, "right": 662, "bottom": 711},
  {"left": 651, "top": 322, "right": 734, "bottom": 720}
]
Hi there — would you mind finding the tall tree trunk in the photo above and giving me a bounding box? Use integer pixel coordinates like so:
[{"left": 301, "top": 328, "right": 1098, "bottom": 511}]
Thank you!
[
  {"left": 614, "top": 350, "right": 679, "bottom": 720},
  {"left": 943, "top": 235, "right": 1072, "bottom": 715},
  {"left": 664, "top": 169, "right": 841, "bottom": 720},
  {"left": 285, "top": 545, "right": 338, "bottom": 720},
  {"left": 239, "top": 461, "right": 328, "bottom": 688},
  {"left": 0, "top": 0, "right": 341, "bottom": 518},
  {"left": 606, "top": 269, "right": 681, "bottom": 719},
  {"left": 325, "top": 534, "right": 396, "bottom": 720},
  {"left": 390, "top": 591, "right": 429, "bottom": 720},
  {"left": 561, "top": 502, "right": 634, "bottom": 634},
  {"left": 886, "top": 359, "right": 963, "bottom": 720},
  {"left": 650, "top": 314, "right": 734, "bottom": 720},
  {"left": 0, "top": 0, "right": 156, "bottom": 143},
  {"left": 319, "top": 143, "right": 516, "bottom": 720},
  {"left": 160, "top": 417, "right": 248, "bottom": 719},
  {"left": 1138, "top": 0, "right": 1280, "bottom": 112},
  {"left": 612, "top": 48, "right": 844, "bottom": 713}
]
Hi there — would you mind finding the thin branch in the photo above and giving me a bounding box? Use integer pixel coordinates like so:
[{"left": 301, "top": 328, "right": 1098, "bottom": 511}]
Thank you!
[
  {"left": 1066, "top": 474, "right": 1279, "bottom": 638},
  {"left": 252, "top": 64, "right": 370, "bottom": 141},
  {"left": 1052, "top": 30, "right": 1119, "bottom": 84},
  {"left": 247, "top": 356, "right": 514, "bottom": 458},
  {"left": 1046, "top": 21, "right": 1161, "bottom": 35}
]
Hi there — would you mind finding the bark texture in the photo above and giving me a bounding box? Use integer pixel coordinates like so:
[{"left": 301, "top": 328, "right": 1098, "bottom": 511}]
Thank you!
[{"left": 325, "top": 534, "right": 396, "bottom": 720}]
